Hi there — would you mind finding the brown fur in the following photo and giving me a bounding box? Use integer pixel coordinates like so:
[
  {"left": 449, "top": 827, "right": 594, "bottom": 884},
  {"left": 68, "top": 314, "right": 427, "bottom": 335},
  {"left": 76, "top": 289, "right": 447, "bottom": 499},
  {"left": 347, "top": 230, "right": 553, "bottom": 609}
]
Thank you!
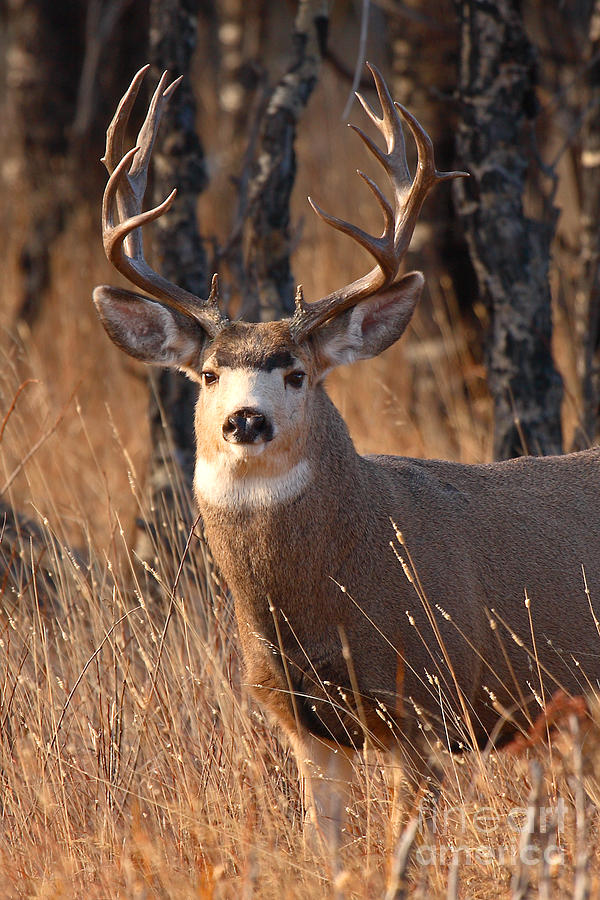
[{"left": 94, "top": 278, "right": 600, "bottom": 787}]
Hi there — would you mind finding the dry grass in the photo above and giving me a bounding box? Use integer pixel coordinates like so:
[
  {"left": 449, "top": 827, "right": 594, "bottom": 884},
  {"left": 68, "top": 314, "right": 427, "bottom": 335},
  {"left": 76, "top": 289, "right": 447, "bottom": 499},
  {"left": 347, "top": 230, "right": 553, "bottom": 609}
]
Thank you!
[
  {"left": 1, "top": 448, "right": 600, "bottom": 897},
  {"left": 1, "top": 294, "right": 599, "bottom": 896}
]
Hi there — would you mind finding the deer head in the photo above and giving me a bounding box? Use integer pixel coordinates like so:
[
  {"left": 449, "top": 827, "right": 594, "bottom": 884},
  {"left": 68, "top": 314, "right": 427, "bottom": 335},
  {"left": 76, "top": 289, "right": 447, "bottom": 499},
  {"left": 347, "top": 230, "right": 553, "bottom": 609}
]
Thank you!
[{"left": 93, "top": 64, "right": 466, "bottom": 503}]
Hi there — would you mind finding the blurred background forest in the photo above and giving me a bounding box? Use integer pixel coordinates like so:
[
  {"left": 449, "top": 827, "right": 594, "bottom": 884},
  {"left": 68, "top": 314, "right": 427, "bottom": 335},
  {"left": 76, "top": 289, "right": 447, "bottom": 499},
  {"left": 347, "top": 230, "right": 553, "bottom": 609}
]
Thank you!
[{"left": 1, "top": 0, "right": 599, "bottom": 556}]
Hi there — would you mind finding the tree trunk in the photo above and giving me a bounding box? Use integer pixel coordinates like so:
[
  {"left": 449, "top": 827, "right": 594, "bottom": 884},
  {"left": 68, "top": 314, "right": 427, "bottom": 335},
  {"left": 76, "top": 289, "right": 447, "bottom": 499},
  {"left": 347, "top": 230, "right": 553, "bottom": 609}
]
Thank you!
[
  {"left": 577, "top": 0, "right": 600, "bottom": 445},
  {"left": 135, "top": 0, "right": 209, "bottom": 567},
  {"left": 6, "top": 0, "right": 84, "bottom": 328},
  {"left": 454, "top": 0, "right": 563, "bottom": 459},
  {"left": 5, "top": 0, "right": 145, "bottom": 330},
  {"left": 244, "top": 0, "right": 329, "bottom": 321}
]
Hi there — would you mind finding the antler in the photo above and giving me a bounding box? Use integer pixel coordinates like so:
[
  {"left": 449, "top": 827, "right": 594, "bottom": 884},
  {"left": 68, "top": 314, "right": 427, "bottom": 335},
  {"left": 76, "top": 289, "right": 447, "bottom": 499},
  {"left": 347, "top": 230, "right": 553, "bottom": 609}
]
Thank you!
[
  {"left": 101, "top": 65, "right": 226, "bottom": 337},
  {"left": 290, "top": 63, "right": 468, "bottom": 341}
]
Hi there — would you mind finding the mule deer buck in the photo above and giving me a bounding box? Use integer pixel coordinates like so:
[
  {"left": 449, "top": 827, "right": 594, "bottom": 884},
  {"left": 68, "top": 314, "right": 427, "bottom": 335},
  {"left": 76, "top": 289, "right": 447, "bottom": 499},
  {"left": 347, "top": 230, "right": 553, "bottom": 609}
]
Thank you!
[{"left": 94, "top": 64, "right": 600, "bottom": 848}]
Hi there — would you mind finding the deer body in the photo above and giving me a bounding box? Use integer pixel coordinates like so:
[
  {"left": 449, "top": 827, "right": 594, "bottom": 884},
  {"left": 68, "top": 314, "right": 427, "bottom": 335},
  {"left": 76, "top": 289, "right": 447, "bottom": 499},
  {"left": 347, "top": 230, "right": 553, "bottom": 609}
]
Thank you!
[
  {"left": 196, "top": 372, "right": 600, "bottom": 754},
  {"left": 93, "top": 65, "right": 600, "bottom": 848}
]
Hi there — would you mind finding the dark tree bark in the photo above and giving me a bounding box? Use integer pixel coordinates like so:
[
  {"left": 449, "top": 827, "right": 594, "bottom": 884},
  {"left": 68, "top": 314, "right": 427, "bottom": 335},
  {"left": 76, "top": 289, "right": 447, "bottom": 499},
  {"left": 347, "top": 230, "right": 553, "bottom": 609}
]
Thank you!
[
  {"left": 244, "top": 0, "right": 329, "bottom": 321},
  {"left": 134, "top": 0, "right": 209, "bottom": 561},
  {"left": 5, "top": 0, "right": 84, "bottom": 328},
  {"left": 576, "top": 0, "right": 600, "bottom": 445},
  {"left": 454, "top": 0, "right": 563, "bottom": 459}
]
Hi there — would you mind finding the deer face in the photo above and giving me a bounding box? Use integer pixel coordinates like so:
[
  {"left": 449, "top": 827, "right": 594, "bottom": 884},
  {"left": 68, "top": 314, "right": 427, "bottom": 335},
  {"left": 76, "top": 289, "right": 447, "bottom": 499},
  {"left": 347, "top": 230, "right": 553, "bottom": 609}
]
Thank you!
[
  {"left": 93, "top": 278, "right": 425, "bottom": 506},
  {"left": 93, "top": 281, "right": 423, "bottom": 508},
  {"left": 193, "top": 321, "right": 314, "bottom": 503}
]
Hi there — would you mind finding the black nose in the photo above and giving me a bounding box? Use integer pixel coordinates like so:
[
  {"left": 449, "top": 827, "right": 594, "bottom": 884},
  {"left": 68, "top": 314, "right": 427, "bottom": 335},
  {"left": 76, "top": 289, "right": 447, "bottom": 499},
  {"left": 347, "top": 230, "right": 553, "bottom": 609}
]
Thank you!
[{"left": 222, "top": 408, "right": 271, "bottom": 444}]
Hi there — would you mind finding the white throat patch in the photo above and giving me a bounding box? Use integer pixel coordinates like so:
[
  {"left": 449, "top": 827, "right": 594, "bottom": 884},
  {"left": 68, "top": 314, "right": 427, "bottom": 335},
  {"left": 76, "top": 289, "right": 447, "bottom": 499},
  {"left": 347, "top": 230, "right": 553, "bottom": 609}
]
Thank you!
[{"left": 194, "top": 457, "right": 311, "bottom": 508}]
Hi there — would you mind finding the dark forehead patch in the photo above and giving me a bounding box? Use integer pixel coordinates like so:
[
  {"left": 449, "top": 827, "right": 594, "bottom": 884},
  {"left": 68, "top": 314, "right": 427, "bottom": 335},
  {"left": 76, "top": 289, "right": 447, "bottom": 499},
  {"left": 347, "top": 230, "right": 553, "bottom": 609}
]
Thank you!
[
  {"left": 205, "top": 321, "right": 300, "bottom": 371},
  {"left": 212, "top": 346, "right": 295, "bottom": 371}
]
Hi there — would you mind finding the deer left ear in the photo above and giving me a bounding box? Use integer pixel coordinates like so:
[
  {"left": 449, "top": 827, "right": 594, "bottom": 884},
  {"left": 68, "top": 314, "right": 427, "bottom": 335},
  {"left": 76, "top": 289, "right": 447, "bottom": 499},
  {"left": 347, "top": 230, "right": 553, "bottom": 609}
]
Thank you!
[{"left": 313, "top": 271, "right": 424, "bottom": 371}]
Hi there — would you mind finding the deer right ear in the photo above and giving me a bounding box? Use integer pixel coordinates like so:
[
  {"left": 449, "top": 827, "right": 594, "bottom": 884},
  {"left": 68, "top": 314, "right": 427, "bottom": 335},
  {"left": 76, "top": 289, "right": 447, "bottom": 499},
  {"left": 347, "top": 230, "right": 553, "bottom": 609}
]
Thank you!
[
  {"left": 313, "top": 271, "right": 424, "bottom": 373},
  {"left": 93, "top": 286, "right": 208, "bottom": 371}
]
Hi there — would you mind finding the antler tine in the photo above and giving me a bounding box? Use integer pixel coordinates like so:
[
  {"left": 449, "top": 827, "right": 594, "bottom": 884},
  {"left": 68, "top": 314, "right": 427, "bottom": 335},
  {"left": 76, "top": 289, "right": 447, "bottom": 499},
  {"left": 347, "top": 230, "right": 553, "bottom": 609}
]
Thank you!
[
  {"left": 290, "top": 63, "right": 468, "bottom": 342},
  {"left": 101, "top": 66, "right": 226, "bottom": 337},
  {"left": 102, "top": 64, "right": 149, "bottom": 173},
  {"left": 355, "top": 63, "right": 411, "bottom": 189},
  {"left": 116, "top": 70, "right": 179, "bottom": 260}
]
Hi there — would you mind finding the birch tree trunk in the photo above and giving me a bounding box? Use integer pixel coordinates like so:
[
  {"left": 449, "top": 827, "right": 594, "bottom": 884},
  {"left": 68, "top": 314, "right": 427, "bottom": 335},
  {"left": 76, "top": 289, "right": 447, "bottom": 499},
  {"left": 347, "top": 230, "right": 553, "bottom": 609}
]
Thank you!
[
  {"left": 454, "top": 0, "right": 563, "bottom": 459},
  {"left": 245, "top": 0, "right": 329, "bottom": 320}
]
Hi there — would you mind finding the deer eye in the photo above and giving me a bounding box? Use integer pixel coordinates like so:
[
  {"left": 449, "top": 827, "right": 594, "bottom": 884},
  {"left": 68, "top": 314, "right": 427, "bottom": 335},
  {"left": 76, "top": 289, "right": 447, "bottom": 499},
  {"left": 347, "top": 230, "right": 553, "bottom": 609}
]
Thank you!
[
  {"left": 285, "top": 371, "right": 305, "bottom": 389},
  {"left": 202, "top": 371, "right": 219, "bottom": 386}
]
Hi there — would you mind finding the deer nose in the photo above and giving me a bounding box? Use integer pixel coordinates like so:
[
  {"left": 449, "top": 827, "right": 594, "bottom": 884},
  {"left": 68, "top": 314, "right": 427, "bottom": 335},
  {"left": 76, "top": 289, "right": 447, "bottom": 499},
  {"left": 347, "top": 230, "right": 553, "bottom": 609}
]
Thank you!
[{"left": 222, "top": 408, "right": 271, "bottom": 444}]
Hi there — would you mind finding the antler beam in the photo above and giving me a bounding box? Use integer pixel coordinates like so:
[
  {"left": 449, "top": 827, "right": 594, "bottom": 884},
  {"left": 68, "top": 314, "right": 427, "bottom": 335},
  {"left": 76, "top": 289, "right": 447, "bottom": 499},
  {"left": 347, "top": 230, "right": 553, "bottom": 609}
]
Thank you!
[
  {"left": 101, "top": 65, "right": 226, "bottom": 337},
  {"left": 290, "top": 63, "right": 468, "bottom": 341}
]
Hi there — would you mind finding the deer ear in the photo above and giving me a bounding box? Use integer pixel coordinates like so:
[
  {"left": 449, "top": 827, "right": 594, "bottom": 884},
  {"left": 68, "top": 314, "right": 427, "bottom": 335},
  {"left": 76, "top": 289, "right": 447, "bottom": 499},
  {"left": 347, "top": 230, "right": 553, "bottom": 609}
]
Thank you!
[
  {"left": 313, "top": 271, "right": 423, "bottom": 371},
  {"left": 93, "top": 285, "right": 208, "bottom": 371}
]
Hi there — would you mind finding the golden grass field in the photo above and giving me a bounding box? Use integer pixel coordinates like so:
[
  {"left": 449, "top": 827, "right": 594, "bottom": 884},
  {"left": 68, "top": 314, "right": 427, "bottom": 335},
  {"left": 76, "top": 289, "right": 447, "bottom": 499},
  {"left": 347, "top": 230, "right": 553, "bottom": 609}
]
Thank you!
[{"left": 1, "top": 54, "right": 599, "bottom": 899}]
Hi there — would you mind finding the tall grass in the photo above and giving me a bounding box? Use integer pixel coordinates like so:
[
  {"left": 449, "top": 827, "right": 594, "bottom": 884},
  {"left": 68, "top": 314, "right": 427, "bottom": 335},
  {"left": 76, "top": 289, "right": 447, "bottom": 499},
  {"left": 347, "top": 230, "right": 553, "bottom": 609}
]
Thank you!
[
  {"left": 1, "top": 351, "right": 599, "bottom": 897},
  {"left": 0, "top": 51, "right": 597, "bottom": 900}
]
